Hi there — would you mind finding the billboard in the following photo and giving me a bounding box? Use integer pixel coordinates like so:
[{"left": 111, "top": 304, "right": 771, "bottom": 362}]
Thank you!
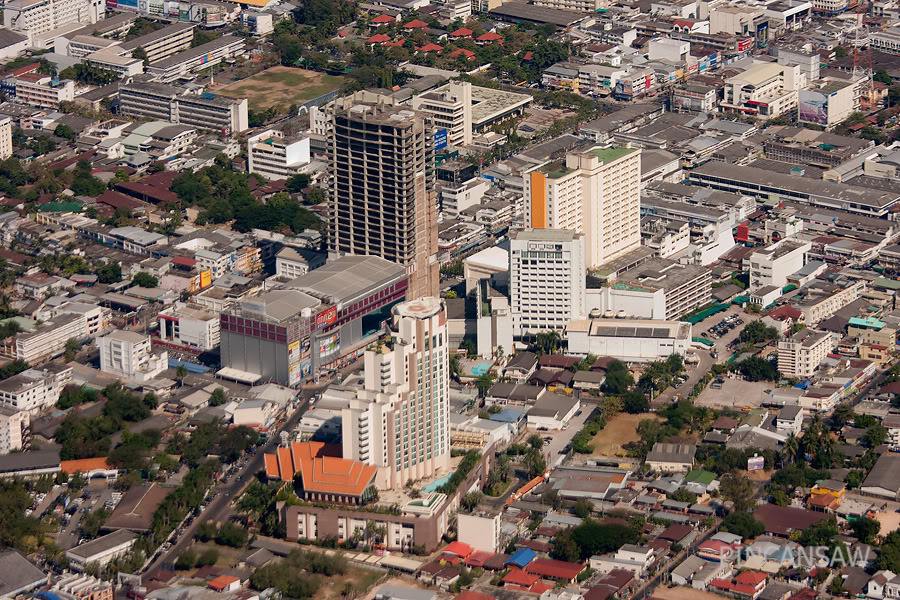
[
  {"left": 434, "top": 128, "right": 448, "bottom": 150},
  {"left": 747, "top": 455, "right": 765, "bottom": 471},
  {"left": 799, "top": 90, "right": 828, "bottom": 126},
  {"left": 318, "top": 333, "right": 339, "bottom": 356},
  {"left": 315, "top": 306, "right": 337, "bottom": 328}
]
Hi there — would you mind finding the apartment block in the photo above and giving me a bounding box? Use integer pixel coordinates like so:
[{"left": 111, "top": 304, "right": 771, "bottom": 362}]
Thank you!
[
  {"left": 158, "top": 303, "right": 220, "bottom": 351},
  {"left": 722, "top": 62, "right": 804, "bottom": 120},
  {"left": 0, "top": 406, "right": 29, "bottom": 455},
  {"left": 0, "top": 365, "right": 72, "bottom": 414},
  {"left": 778, "top": 328, "right": 833, "bottom": 378},
  {"left": 2, "top": 314, "right": 87, "bottom": 364},
  {"left": 525, "top": 146, "right": 641, "bottom": 269},
  {"left": 4, "top": 0, "right": 103, "bottom": 37},
  {"left": 342, "top": 297, "right": 451, "bottom": 490},
  {"left": 147, "top": 35, "right": 245, "bottom": 83},
  {"left": 247, "top": 129, "right": 311, "bottom": 181},
  {"left": 98, "top": 330, "right": 168, "bottom": 383},
  {"left": 328, "top": 95, "right": 439, "bottom": 299},
  {"left": 412, "top": 80, "right": 474, "bottom": 147},
  {"left": 118, "top": 82, "right": 249, "bottom": 134},
  {"left": 120, "top": 22, "right": 196, "bottom": 64},
  {"left": 11, "top": 74, "right": 75, "bottom": 109},
  {"left": 0, "top": 117, "right": 11, "bottom": 161},
  {"left": 510, "top": 228, "right": 586, "bottom": 336},
  {"left": 749, "top": 240, "right": 810, "bottom": 290}
]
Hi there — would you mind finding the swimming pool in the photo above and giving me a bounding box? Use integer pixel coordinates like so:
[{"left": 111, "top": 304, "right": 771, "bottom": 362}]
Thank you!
[
  {"left": 470, "top": 361, "right": 492, "bottom": 377},
  {"left": 423, "top": 474, "right": 452, "bottom": 493}
]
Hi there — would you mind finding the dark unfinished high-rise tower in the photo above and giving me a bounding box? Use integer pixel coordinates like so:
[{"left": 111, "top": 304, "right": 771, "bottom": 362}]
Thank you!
[{"left": 328, "top": 94, "right": 439, "bottom": 300}]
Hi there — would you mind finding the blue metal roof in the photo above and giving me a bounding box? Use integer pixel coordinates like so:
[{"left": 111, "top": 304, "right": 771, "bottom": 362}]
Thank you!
[{"left": 505, "top": 547, "right": 537, "bottom": 568}]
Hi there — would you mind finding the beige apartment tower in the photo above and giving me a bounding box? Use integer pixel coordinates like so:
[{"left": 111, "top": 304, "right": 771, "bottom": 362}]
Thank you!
[
  {"left": 525, "top": 146, "right": 641, "bottom": 268},
  {"left": 328, "top": 95, "right": 440, "bottom": 300}
]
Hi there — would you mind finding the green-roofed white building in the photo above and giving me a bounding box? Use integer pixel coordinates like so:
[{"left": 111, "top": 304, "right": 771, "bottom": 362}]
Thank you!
[{"left": 523, "top": 145, "right": 641, "bottom": 268}]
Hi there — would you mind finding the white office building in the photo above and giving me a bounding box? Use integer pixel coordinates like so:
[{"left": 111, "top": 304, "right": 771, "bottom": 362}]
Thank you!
[
  {"left": 510, "top": 228, "right": 586, "bottom": 336},
  {"left": 0, "top": 365, "right": 72, "bottom": 414},
  {"left": 749, "top": 240, "right": 810, "bottom": 290},
  {"left": 98, "top": 330, "right": 168, "bottom": 382},
  {"left": 12, "top": 74, "right": 75, "bottom": 109},
  {"left": 3, "top": 314, "right": 88, "bottom": 364},
  {"left": 778, "top": 328, "right": 833, "bottom": 378},
  {"left": 566, "top": 318, "right": 693, "bottom": 362},
  {"left": 247, "top": 129, "right": 311, "bottom": 181},
  {"left": 341, "top": 297, "right": 451, "bottom": 490},
  {"left": 66, "top": 530, "right": 138, "bottom": 572},
  {"left": 118, "top": 82, "right": 249, "bottom": 134},
  {"left": 412, "top": 81, "right": 474, "bottom": 147}
]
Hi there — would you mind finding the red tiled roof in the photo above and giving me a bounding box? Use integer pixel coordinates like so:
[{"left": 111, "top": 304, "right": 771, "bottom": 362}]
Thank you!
[
  {"left": 525, "top": 558, "right": 584, "bottom": 580},
  {"left": 881, "top": 381, "right": 900, "bottom": 395},
  {"left": 404, "top": 19, "right": 428, "bottom": 28},
  {"left": 449, "top": 48, "right": 476, "bottom": 60},
  {"left": 503, "top": 568, "right": 540, "bottom": 587},
  {"left": 96, "top": 189, "right": 146, "bottom": 211},
  {"left": 10, "top": 63, "right": 39, "bottom": 77},
  {"left": 450, "top": 27, "right": 473, "bottom": 37},
  {"left": 372, "top": 14, "right": 395, "bottom": 23},
  {"left": 443, "top": 541, "right": 473, "bottom": 558},
  {"left": 754, "top": 504, "right": 828, "bottom": 536},
  {"left": 61, "top": 457, "right": 111, "bottom": 474},
  {"left": 383, "top": 39, "right": 405, "bottom": 47},
  {"left": 735, "top": 571, "right": 767, "bottom": 586},
  {"left": 368, "top": 33, "right": 391, "bottom": 43},
  {"left": 465, "top": 550, "right": 494, "bottom": 567},
  {"left": 523, "top": 51, "right": 534, "bottom": 61},
  {"left": 264, "top": 442, "right": 377, "bottom": 497},
  {"left": 417, "top": 43, "right": 443, "bottom": 52},
  {"left": 768, "top": 305, "right": 802, "bottom": 320},
  {"left": 171, "top": 256, "right": 197, "bottom": 268},
  {"left": 477, "top": 31, "right": 503, "bottom": 41},
  {"left": 208, "top": 575, "right": 239, "bottom": 591}
]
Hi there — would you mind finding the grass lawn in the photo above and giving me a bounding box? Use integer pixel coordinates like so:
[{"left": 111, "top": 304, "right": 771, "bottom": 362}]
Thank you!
[
  {"left": 591, "top": 412, "right": 662, "bottom": 457},
  {"left": 318, "top": 567, "right": 383, "bottom": 600},
  {"left": 214, "top": 66, "right": 345, "bottom": 112}
]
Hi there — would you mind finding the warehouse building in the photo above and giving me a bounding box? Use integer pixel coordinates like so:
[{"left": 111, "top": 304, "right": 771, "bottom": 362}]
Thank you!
[{"left": 566, "top": 318, "right": 693, "bottom": 362}]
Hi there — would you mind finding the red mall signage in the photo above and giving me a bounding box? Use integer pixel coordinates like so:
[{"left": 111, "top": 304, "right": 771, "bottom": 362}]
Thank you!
[{"left": 316, "top": 306, "right": 337, "bottom": 328}]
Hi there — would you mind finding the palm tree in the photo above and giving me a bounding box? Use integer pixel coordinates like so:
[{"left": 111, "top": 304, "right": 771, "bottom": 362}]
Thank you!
[{"left": 784, "top": 433, "right": 799, "bottom": 465}]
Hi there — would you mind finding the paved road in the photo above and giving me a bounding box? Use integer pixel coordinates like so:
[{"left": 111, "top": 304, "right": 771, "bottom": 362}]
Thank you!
[{"left": 141, "top": 388, "right": 317, "bottom": 574}]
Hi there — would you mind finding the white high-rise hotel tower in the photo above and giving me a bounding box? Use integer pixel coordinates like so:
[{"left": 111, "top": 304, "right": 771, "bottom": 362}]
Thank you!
[{"left": 342, "top": 297, "right": 450, "bottom": 490}]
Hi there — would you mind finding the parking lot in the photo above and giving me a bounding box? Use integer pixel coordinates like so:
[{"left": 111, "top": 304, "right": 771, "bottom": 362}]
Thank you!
[{"left": 694, "top": 377, "right": 774, "bottom": 409}]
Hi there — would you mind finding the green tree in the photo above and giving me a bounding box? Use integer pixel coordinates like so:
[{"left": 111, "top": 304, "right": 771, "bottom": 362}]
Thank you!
[
  {"left": 550, "top": 528, "right": 580, "bottom": 562},
  {"left": 719, "top": 474, "right": 756, "bottom": 512},
  {"left": 527, "top": 433, "right": 543, "bottom": 450},
  {"left": 851, "top": 516, "right": 880, "bottom": 544},
  {"left": 573, "top": 498, "right": 593, "bottom": 518},
  {"left": 95, "top": 261, "right": 122, "bottom": 283},
  {"left": 739, "top": 321, "right": 779, "bottom": 344},
  {"left": 475, "top": 371, "right": 495, "bottom": 397},
  {"left": 132, "top": 272, "right": 159, "bottom": 288},
  {"left": 53, "top": 124, "right": 75, "bottom": 140},
  {"left": 175, "top": 365, "right": 188, "bottom": 387},
  {"left": 197, "top": 547, "right": 219, "bottom": 567},
  {"left": 460, "top": 491, "right": 482, "bottom": 511},
  {"left": 622, "top": 391, "right": 649, "bottom": 414},
  {"left": 721, "top": 511, "right": 764, "bottom": 538},
  {"left": 64, "top": 338, "right": 79, "bottom": 362},
  {"left": 737, "top": 356, "right": 780, "bottom": 382},
  {"left": 569, "top": 519, "right": 640, "bottom": 560},
  {"left": 286, "top": 174, "right": 310, "bottom": 193},
  {"left": 209, "top": 388, "right": 228, "bottom": 407},
  {"left": 601, "top": 360, "right": 634, "bottom": 394},
  {"left": 524, "top": 447, "right": 546, "bottom": 478},
  {"left": 216, "top": 520, "right": 249, "bottom": 547}
]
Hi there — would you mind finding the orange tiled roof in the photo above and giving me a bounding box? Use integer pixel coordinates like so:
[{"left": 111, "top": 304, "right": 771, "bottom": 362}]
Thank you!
[
  {"left": 61, "top": 457, "right": 111, "bottom": 474},
  {"left": 208, "top": 575, "right": 239, "bottom": 591},
  {"left": 264, "top": 442, "right": 377, "bottom": 497}
]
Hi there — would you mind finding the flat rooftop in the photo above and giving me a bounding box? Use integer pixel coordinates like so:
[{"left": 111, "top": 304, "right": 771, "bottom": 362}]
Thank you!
[
  {"left": 691, "top": 162, "right": 899, "bottom": 211},
  {"left": 567, "top": 318, "right": 691, "bottom": 340},
  {"left": 287, "top": 254, "right": 407, "bottom": 307},
  {"left": 149, "top": 35, "right": 242, "bottom": 69}
]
